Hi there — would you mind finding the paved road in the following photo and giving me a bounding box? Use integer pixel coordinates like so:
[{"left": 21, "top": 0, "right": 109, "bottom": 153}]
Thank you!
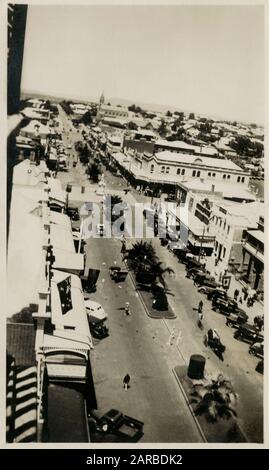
[{"left": 57, "top": 107, "right": 263, "bottom": 443}]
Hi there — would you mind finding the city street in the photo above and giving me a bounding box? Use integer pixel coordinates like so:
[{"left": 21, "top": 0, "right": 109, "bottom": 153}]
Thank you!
[{"left": 57, "top": 109, "right": 263, "bottom": 443}]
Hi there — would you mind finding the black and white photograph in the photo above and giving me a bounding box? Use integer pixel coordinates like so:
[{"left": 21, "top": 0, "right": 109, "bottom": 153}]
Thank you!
[{"left": 4, "top": 0, "right": 267, "bottom": 447}]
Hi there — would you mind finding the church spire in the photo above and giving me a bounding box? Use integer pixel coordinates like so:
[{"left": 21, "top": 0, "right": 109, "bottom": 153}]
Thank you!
[{"left": 100, "top": 91, "right": 105, "bottom": 107}]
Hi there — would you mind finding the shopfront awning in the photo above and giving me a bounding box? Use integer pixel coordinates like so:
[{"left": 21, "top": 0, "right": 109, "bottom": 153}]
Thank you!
[
  {"left": 49, "top": 211, "right": 72, "bottom": 230},
  {"left": 50, "top": 224, "right": 75, "bottom": 252},
  {"left": 53, "top": 248, "right": 84, "bottom": 273},
  {"left": 50, "top": 270, "right": 91, "bottom": 347}
]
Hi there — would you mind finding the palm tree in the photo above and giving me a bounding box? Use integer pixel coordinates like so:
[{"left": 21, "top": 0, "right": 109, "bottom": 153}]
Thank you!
[
  {"left": 110, "top": 194, "right": 123, "bottom": 207},
  {"left": 151, "top": 261, "right": 174, "bottom": 288},
  {"left": 124, "top": 241, "right": 158, "bottom": 274},
  {"left": 190, "top": 374, "right": 238, "bottom": 423}
]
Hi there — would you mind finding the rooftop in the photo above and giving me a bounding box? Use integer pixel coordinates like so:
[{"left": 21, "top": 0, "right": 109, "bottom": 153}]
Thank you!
[
  {"left": 7, "top": 185, "right": 44, "bottom": 317},
  {"left": 178, "top": 179, "right": 256, "bottom": 202},
  {"left": 154, "top": 151, "right": 245, "bottom": 171}
]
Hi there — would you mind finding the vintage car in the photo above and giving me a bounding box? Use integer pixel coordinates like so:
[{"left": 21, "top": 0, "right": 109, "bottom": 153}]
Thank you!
[
  {"left": 225, "top": 311, "right": 249, "bottom": 328},
  {"left": 65, "top": 206, "right": 80, "bottom": 221},
  {"left": 195, "top": 274, "right": 220, "bottom": 290},
  {"left": 109, "top": 266, "right": 128, "bottom": 282},
  {"left": 186, "top": 267, "right": 206, "bottom": 279},
  {"left": 234, "top": 324, "right": 264, "bottom": 344},
  {"left": 90, "top": 321, "right": 109, "bottom": 340},
  {"left": 256, "top": 359, "right": 264, "bottom": 374},
  {"left": 98, "top": 409, "right": 144, "bottom": 441},
  {"left": 207, "top": 287, "right": 228, "bottom": 301},
  {"left": 185, "top": 258, "right": 206, "bottom": 271},
  {"left": 249, "top": 341, "right": 264, "bottom": 359},
  {"left": 212, "top": 297, "right": 244, "bottom": 316}
]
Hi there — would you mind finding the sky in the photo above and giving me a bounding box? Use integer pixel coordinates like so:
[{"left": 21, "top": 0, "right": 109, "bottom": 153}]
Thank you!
[{"left": 21, "top": 4, "right": 264, "bottom": 124}]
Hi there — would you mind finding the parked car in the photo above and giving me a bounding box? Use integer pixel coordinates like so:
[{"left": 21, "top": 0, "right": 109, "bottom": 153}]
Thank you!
[
  {"left": 207, "top": 287, "right": 228, "bottom": 301},
  {"left": 198, "top": 285, "right": 225, "bottom": 297},
  {"left": 194, "top": 273, "right": 218, "bottom": 287},
  {"left": 90, "top": 321, "right": 109, "bottom": 340},
  {"left": 226, "top": 311, "right": 249, "bottom": 328},
  {"left": 98, "top": 409, "right": 144, "bottom": 441},
  {"left": 186, "top": 267, "right": 206, "bottom": 279},
  {"left": 96, "top": 223, "right": 105, "bottom": 236},
  {"left": 234, "top": 324, "right": 264, "bottom": 344},
  {"left": 185, "top": 258, "right": 205, "bottom": 271},
  {"left": 256, "top": 359, "right": 264, "bottom": 374},
  {"left": 66, "top": 207, "right": 80, "bottom": 221},
  {"left": 84, "top": 300, "right": 107, "bottom": 322},
  {"left": 212, "top": 297, "right": 243, "bottom": 316},
  {"left": 249, "top": 341, "right": 264, "bottom": 359}
]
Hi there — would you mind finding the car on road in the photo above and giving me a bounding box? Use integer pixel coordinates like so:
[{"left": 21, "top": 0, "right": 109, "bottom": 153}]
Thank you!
[
  {"left": 256, "top": 359, "right": 264, "bottom": 374},
  {"left": 185, "top": 257, "right": 205, "bottom": 271},
  {"left": 249, "top": 341, "right": 264, "bottom": 359},
  {"left": 207, "top": 287, "right": 228, "bottom": 301},
  {"left": 234, "top": 324, "right": 264, "bottom": 344},
  {"left": 226, "top": 311, "right": 249, "bottom": 328},
  {"left": 198, "top": 285, "right": 225, "bottom": 296},
  {"left": 186, "top": 267, "right": 206, "bottom": 279},
  {"left": 212, "top": 297, "right": 244, "bottom": 316},
  {"left": 84, "top": 300, "right": 107, "bottom": 322},
  {"left": 66, "top": 207, "right": 80, "bottom": 221},
  {"left": 98, "top": 409, "right": 144, "bottom": 441},
  {"left": 194, "top": 273, "right": 220, "bottom": 289},
  {"left": 96, "top": 223, "right": 105, "bottom": 236}
]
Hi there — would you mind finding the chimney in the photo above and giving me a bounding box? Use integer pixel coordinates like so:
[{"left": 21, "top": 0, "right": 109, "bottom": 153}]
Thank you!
[{"left": 211, "top": 184, "right": 215, "bottom": 193}]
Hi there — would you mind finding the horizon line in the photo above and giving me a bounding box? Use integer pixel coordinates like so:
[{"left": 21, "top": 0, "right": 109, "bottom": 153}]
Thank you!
[{"left": 21, "top": 88, "right": 264, "bottom": 127}]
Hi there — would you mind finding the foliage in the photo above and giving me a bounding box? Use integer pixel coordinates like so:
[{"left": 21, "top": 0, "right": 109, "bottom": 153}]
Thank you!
[
  {"left": 189, "top": 113, "right": 195, "bottom": 120},
  {"left": 174, "top": 111, "right": 184, "bottom": 120},
  {"left": 230, "top": 137, "right": 263, "bottom": 157},
  {"left": 127, "top": 121, "right": 138, "bottom": 130},
  {"left": 158, "top": 120, "right": 168, "bottom": 137},
  {"left": 166, "top": 110, "right": 172, "bottom": 117},
  {"left": 128, "top": 104, "right": 145, "bottom": 115},
  {"left": 88, "top": 162, "right": 101, "bottom": 182},
  {"left": 80, "top": 110, "right": 93, "bottom": 125},
  {"left": 124, "top": 241, "right": 174, "bottom": 287},
  {"left": 60, "top": 100, "right": 73, "bottom": 115},
  {"left": 190, "top": 374, "right": 238, "bottom": 423}
]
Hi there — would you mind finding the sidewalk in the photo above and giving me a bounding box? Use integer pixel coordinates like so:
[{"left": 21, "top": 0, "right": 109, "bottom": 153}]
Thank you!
[{"left": 205, "top": 256, "right": 263, "bottom": 323}]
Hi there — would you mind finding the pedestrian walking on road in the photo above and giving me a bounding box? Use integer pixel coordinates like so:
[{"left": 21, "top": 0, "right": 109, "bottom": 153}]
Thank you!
[
  {"left": 125, "top": 302, "right": 131, "bottom": 316},
  {"left": 197, "top": 311, "right": 204, "bottom": 330},
  {"left": 198, "top": 300, "right": 203, "bottom": 313},
  {"left": 123, "top": 374, "right": 130, "bottom": 391}
]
